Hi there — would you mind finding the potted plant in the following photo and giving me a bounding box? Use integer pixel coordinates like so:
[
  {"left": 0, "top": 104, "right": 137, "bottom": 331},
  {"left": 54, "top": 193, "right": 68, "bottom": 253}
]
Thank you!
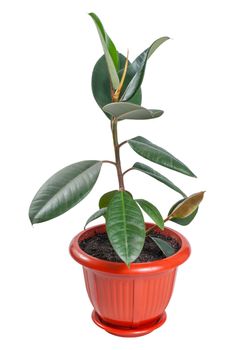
[{"left": 29, "top": 13, "right": 204, "bottom": 337}]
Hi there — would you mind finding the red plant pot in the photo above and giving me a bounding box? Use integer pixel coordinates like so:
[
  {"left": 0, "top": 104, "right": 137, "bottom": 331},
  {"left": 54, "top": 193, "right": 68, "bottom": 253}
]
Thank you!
[{"left": 69, "top": 223, "right": 191, "bottom": 337}]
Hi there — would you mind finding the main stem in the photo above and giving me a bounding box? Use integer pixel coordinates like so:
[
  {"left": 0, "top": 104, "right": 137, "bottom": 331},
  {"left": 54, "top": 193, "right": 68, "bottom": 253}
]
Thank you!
[{"left": 111, "top": 116, "right": 125, "bottom": 191}]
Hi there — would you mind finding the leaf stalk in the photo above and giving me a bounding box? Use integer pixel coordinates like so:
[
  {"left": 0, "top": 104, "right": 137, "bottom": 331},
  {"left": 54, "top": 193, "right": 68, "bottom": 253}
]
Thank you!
[
  {"left": 102, "top": 160, "right": 117, "bottom": 166},
  {"left": 118, "top": 140, "right": 128, "bottom": 148},
  {"left": 123, "top": 167, "right": 134, "bottom": 176}
]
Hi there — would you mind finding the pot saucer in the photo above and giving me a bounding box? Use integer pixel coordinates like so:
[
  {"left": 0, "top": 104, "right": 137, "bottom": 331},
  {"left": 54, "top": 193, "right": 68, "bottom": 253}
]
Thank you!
[{"left": 91, "top": 310, "right": 167, "bottom": 337}]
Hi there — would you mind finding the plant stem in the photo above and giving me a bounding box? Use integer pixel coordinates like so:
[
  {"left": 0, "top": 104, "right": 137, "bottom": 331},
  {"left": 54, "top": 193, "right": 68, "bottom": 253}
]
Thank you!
[{"left": 111, "top": 117, "right": 125, "bottom": 191}]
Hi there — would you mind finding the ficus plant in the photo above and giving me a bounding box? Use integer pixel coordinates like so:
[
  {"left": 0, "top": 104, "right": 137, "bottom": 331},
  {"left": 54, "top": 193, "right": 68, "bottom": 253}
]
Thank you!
[{"left": 29, "top": 13, "right": 204, "bottom": 267}]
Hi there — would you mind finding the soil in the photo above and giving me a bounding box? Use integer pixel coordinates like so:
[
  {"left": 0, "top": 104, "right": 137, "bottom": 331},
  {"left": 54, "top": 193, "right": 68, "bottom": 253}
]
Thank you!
[{"left": 79, "top": 231, "right": 180, "bottom": 263}]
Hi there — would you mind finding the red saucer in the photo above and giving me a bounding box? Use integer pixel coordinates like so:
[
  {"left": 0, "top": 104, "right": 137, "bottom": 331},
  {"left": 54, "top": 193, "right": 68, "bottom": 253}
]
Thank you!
[{"left": 91, "top": 311, "right": 167, "bottom": 337}]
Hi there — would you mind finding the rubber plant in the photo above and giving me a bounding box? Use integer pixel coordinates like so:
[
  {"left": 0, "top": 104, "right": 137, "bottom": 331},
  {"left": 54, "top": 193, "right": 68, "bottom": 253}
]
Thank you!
[{"left": 29, "top": 13, "right": 204, "bottom": 267}]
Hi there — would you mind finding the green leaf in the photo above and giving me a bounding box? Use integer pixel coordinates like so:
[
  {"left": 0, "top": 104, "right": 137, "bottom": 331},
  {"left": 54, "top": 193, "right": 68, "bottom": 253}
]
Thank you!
[
  {"left": 136, "top": 199, "right": 164, "bottom": 230},
  {"left": 89, "top": 13, "right": 119, "bottom": 89},
  {"left": 29, "top": 161, "right": 102, "bottom": 224},
  {"left": 99, "top": 190, "right": 118, "bottom": 209},
  {"left": 168, "top": 198, "right": 198, "bottom": 226},
  {"left": 103, "top": 102, "right": 163, "bottom": 120},
  {"left": 99, "top": 190, "right": 133, "bottom": 210},
  {"left": 92, "top": 54, "right": 142, "bottom": 116},
  {"left": 106, "top": 191, "right": 145, "bottom": 266},
  {"left": 150, "top": 236, "right": 176, "bottom": 257},
  {"left": 148, "top": 110, "right": 164, "bottom": 118},
  {"left": 120, "top": 37, "right": 170, "bottom": 101},
  {"left": 168, "top": 191, "right": 204, "bottom": 222},
  {"left": 84, "top": 207, "right": 107, "bottom": 228},
  {"left": 128, "top": 136, "right": 196, "bottom": 177},
  {"left": 132, "top": 162, "right": 186, "bottom": 197}
]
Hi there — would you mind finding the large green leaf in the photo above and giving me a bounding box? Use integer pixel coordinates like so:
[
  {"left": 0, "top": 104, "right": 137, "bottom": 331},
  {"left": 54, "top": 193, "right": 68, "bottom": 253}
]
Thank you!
[
  {"left": 168, "top": 198, "right": 198, "bottom": 226},
  {"left": 84, "top": 207, "right": 107, "bottom": 228},
  {"left": 29, "top": 161, "right": 102, "bottom": 224},
  {"left": 89, "top": 14, "right": 119, "bottom": 71},
  {"left": 106, "top": 191, "right": 145, "bottom": 266},
  {"left": 120, "top": 37, "right": 170, "bottom": 101},
  {"left": 132, "top": 162, "right": 186, "bottom": 197},
  {"left": 128, "top": 136, "right": 196, "bottom": 177},
  {"left": 136, "top": 199, "right": 164, "bottom": 230},
  {"left": 103, "top": 102, "right": 163, "bottom": 120},
  {"left": 99, "top": 190, "right": 118, "bottom": 209},
  {"left": 99, "top": 190, "right": 132, "bottom": 209},
  {"left": 89, "top": 13, "right": 119, "bottom": 89},
  {"left": 150, "top": 236, "right": 176, "bottom": 257},
  {"left": 92, "top": 54, "right": 142, "bottom": 116}
]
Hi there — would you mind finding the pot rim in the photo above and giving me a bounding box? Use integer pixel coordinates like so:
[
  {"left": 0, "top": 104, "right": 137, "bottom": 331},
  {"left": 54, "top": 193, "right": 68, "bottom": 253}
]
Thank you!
[{"left": 69, "top": 223, "right": 191, "bottom": 275}]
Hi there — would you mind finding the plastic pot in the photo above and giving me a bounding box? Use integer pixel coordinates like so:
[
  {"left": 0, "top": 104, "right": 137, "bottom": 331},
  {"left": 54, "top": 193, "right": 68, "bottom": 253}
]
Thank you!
[{"left": 69, "top": 223, "right": 191, "bottom": 337}]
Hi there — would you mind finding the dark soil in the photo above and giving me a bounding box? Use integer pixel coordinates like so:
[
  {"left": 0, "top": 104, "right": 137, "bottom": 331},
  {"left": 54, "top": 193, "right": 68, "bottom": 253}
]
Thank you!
[{"left": 79, "top": 231, "right": 180, "bottom": 263}]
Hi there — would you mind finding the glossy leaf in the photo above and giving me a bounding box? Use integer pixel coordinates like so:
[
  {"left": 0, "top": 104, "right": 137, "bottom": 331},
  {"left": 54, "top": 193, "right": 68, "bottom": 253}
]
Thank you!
[
  {"left": 29, "top": 161, "right": 102, "bottom": 224},
  {"left": 89, "top": 13, "right": 119, "bottom": 89},
  {"left": 89, "top": 14, "right": 119, "bottom": 71},
  {"left": 148, "top": 110, "right": 164, "bottom": 118},
  {"left": 168, "top": 191, "right": 205, "bottom": 220},
  {"left": 106, "top": 191, "right": 145, "bottom": 266},
  {"left": 99, "top": 190, "right": 118, "bottom": 209},
  {"left": 128, "top": 136, "right": 196, "bottom": 177},
  {"left": 103, "top": 102, "right": 163, "bottom": 120},
  {"left": 92, "top": 54, "right": 142, "bottom": 115},
  {"left": 136, "top": 199, "right": 164, "bottom": 230},
  {"left": 168, "top": 198, "right": 198, "bottom": 226},
  {"left": 120, "top": 37, "right": 170, "bottom": 101},
  {"left": 132, "top": 162, "right": 186, "bottom": 197},
  {"left": 84, "top": 207, "right": 107, "bottom": 228},
  {"left": 99, "top": 190, "right": 133, "bottom": 210},
  {"left": 150, "top": 236, "right": 176, "bottom": 257}
]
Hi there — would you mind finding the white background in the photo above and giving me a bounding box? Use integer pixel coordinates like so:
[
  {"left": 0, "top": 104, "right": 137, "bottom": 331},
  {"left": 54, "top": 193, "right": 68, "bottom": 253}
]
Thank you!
[{"left": 0, "top": 0, "right": 233, "bottom": 348}]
